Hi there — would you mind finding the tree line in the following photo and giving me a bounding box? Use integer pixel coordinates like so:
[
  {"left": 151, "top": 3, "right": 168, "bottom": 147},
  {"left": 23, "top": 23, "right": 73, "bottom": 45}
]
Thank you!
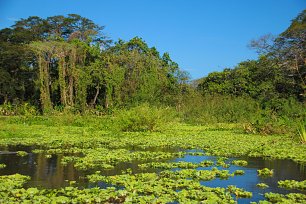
[
  {"left": 197, "top": 10, "right": 305, "bottom": 110},
  {"left": 0, "top": 14, "right": 188, "bottom": 113},
  {"left": 0, "top": 11, "right": 305, "bottom": 115}
]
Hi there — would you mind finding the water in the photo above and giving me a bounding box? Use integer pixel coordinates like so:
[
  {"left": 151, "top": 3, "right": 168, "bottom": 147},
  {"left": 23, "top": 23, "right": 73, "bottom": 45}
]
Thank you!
[
  {"left": 178, "top": 150, "right": 306, "bottom": 203},
  {"left": 0, "top": 147, "right": 305, "bottom": 203}
]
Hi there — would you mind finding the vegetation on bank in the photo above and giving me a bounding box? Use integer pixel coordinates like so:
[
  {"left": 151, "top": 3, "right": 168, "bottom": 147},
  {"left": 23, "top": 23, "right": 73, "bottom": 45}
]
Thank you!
[
  {"left": 1, "top": 116, "right": 306, "bottom": 165},
  {"left": 0, "top": 117, "right": 306, "bottom": 203},
  {"left": 0, "top": 10, "right": 305, "bottom": 137}
]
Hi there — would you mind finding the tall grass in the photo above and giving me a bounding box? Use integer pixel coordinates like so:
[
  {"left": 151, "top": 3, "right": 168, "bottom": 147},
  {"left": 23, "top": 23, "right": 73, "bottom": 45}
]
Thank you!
[
  {"left": 114, "top": 103, "right": 178, "bottom": 132},
  {"left": 180, "top": 94, "right": 305, "bottom": 135},
  {"left": 180, "top": 94, "right": 260, "bottom": 124},
  {"left": 0, "top": 103, "right": 37, "bottom": 116},
  {"left": 1, "top": 95, "right": 304, "bottom": 135},
  {"left": 298, "top": 122, "right": 306, "bottom": 144}
]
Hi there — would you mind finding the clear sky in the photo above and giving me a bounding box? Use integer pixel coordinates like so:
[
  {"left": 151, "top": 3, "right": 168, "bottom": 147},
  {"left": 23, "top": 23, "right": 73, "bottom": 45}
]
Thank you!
[{"left": 0, "top": 0, "right": 305, "bottom": 79}]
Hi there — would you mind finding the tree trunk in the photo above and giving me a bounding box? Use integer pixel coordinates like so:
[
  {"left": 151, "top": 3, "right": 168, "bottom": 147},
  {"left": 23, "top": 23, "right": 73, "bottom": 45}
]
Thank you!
[
  {"left": 38, "top": 54, "right": 52, "bottom": 114},
  {"left": 90, "top": 86, "right": 100, "bottom": 107},
  {"left": 58, "top": 56, "right": 67, "bottom": 106}
]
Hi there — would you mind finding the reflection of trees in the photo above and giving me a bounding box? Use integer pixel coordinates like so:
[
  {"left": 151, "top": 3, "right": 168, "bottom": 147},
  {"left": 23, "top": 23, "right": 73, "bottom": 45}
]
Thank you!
[{"left": 35, "top": 154, "right": 79, "bottom": 188}]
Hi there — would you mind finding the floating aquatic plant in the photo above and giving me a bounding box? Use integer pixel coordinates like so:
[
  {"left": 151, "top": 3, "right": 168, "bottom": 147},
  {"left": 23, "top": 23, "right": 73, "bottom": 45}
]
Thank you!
[
  {"left": 16, "top": 151, "right": 28, "bottom": 157},
  {"left": 256, "top": 183, "right": 269, "bottom": 188},
  {"left": 0, "top": 117, "right": 306, "bottom": 203},
  {"left": 0, "top": 163, "right": 6, "bottom": 169},
  {"left": 233, "top": 170, "right": 245, "bottom": 175},
  {"left": 265, "top": 192, "right": 306, "bottom": 203},
  {"left": 257, "top": 168, "right": 274, "bottom": 177},
  {"left": 231, "top": 160, "right": 248, "bottom": 167},
  {"left": 278, "top": 180, "right": 306, "bottom": 191},
  {"left": 227, "top": 185, "right": 252, "bottom": 198}
]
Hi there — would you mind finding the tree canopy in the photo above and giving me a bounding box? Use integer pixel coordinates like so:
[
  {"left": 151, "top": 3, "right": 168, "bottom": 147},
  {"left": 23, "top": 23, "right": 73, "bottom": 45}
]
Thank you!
[
  {"left": 0, "top": 14, "right": 188, "bottom": 113},
  {"left": 198, "top": 10, "right": 306, "bottom": 106},
  {"left": 0, "top": 11, "right": 305, "bottom": 114}
]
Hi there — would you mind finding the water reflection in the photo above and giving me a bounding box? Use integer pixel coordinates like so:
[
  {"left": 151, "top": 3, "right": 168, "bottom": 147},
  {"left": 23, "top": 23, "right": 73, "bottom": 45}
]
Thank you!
[
  {"left": 176, "top": 151, "right": 306, "bottom": 203},
  {"left": 0, "top": 152, "right": 84, "bottom": 188},
  {"left": 0, "top": 147, "right": 305, "bottom": 203}
]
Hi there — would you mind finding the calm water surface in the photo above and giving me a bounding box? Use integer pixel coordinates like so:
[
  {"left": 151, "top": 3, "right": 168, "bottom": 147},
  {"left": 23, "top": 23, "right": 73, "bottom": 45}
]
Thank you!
[{"left": 0, "top": 146, "right": 305, "bottom": 203}]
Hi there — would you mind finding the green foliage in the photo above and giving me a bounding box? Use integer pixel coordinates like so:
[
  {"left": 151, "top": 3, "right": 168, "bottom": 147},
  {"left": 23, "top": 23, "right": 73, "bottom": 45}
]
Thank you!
[
  {"left": 0, "top": 174, "right": 30, "bottom": 191},
  {"left": 233, "top": 170, "right": 245, "bottom": 175},
  {"left": 0, "top": 117, "right": 306, "bottom": 203},
  {"left": 181, "top": 94, "right": 260, "bottom": 124},
  {"left": 138, "top": 160, "right": 214, "bottom": 170},
  {"left": 278, "top": 180, "right": 306, "bottom": 190},
  {"left": 1, "top": 15, "right": 189, "bottom": 112},
  {"left": 1, "top": 117, "right": 306, "bottom": 164},
  {"left": 227, "top": 185, "right": 252, "bottom": 198},
  {"left": 264, "top": 192, "right": 306, "bottom": 203},
  {"left": 257, "top": 168, "right": 274, "bottom": 177},
  {"left": 16, "top": 151, "right": 28, "bottom": 157},
  {"left": 87, "top": 169, "right": 241, "bottom": 203},
  {"left": 256, "top": 183, "right": 269, "bottom": 189},
  {"left": 297, "top": 122, "right": 306, "bottom": 144},
  {"left": 0, "top": 103, "right": 37, "bottom": 116},
  {"left": 231, "top": 160, "right": 248, "bottom": 167},
  {"left": 114, "top": 104, "right": 177, "bottom": 132}
]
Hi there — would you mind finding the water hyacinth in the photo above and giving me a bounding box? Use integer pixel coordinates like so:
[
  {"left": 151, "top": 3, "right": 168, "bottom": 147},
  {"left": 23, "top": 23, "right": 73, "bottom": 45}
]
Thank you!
[
  {"left": 0, "top": 118, "right": 305, "bottom": 203},
  {"left": 256, "top": 183, "right": 269, "bottom": 189},
  {"left": 257, "top": 168, "right": 274, "bottom": 177},
  {"left": 278, "top": 180, "right": 306, "bottom": 191}
]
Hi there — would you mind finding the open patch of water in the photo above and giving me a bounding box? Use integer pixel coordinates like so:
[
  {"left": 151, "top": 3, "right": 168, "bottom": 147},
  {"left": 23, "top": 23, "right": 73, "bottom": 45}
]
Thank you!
[
  {"left": 177, "top": 150, "right": 306, "bottom": 203},
  {"left": 0, "top": 147, "right": 305, "bottom": 203}
]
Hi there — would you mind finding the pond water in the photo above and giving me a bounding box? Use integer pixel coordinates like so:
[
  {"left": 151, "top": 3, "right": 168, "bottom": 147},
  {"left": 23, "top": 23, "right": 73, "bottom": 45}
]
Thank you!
[
  {"left": 0, "top": 146, "right": 305, "bottom": 203},
  {"left": 179, "top": 150, "right": 306, "bottom": 203}
]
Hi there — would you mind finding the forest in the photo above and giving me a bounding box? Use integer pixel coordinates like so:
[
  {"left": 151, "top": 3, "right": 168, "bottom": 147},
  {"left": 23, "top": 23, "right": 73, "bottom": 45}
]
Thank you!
[
  {"left": 0, "top": 9, "right": 305, "bottom": 204},
  {"left": 0, "top": 12, "right": 305, "bottom": 133}
]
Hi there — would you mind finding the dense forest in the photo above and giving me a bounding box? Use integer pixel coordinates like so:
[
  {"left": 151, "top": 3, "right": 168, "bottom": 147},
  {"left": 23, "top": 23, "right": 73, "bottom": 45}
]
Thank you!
[
  {"left": 0, "top": 11, "right": 305, "bottom": 133},
  {"left": 0, "top": 14, "right": 188, "bottom": 112}
]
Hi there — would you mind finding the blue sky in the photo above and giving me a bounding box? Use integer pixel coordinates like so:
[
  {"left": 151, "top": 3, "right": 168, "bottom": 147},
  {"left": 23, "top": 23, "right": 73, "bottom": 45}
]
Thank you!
[{"left": 0, "top": 0, "right": 305, "bottom": 79}]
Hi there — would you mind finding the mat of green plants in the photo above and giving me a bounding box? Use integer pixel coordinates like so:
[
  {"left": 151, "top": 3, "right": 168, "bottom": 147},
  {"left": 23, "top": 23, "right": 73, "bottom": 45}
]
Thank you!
[{"left": 0, "top": 116, "right": 305, "bottom": 203}]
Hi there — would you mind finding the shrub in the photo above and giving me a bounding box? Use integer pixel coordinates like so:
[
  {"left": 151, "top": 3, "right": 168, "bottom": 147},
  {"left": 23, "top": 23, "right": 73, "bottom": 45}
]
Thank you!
[
  {"left": 297, "top": 122, "right": 306, "bottom": 144},
  {"left": 181, "top": 94, "right": 259, "bottom": 124},
  {"left": 0, "top": 103, "right": 37, "bottom": 116},
  {"left": 114, "top": 104, "right": 177, "bottom": 132}
]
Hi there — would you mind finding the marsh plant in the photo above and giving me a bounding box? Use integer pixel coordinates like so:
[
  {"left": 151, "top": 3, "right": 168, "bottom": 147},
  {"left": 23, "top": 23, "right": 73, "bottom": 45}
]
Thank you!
[
  {"left": 231, "top": 160, "right": 248, "bottom": 167},
  {"left": 257, "top": 168, "right": 274, "bottom": 177},
  {"left": 297, "top": 122, "right": 306, "bottom": 144},
  {"left": 256, "top": 183, "right": 269, "bottom": 189},
  {"left": 278, "top": 180, "right": 306, "bottom": 190},
  {"left": 115, "top": 104, "right": 177, "bottom": 132},
  {"left": 16, "top": 151, "right": 28, "bottom": 157}
]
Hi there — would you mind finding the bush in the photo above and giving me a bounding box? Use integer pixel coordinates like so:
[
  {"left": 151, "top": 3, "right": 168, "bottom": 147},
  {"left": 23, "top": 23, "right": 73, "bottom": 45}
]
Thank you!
[
  {"left": 0, "top": 103, "right": 37, "bottom": 116},
  {"left": 114, "top": 104, "right": 177, "bottom": 132},
  {"left": 181, "top": 94, "right": 259, "bottom": 124},
  {"left": 297, "top": 121, "right": 306, "bottom": 144}
]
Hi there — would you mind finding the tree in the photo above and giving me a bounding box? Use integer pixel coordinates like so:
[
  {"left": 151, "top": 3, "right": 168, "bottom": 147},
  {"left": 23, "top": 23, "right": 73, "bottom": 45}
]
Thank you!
[{"left": 249, "top": 10, "right": 306, "bottom": 100}]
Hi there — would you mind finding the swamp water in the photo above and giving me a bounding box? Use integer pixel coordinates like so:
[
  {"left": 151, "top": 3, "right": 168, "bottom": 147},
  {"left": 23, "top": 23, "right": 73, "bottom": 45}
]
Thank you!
[{"left": 0, "top": 147, "right": 305, "bottom": 203}]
